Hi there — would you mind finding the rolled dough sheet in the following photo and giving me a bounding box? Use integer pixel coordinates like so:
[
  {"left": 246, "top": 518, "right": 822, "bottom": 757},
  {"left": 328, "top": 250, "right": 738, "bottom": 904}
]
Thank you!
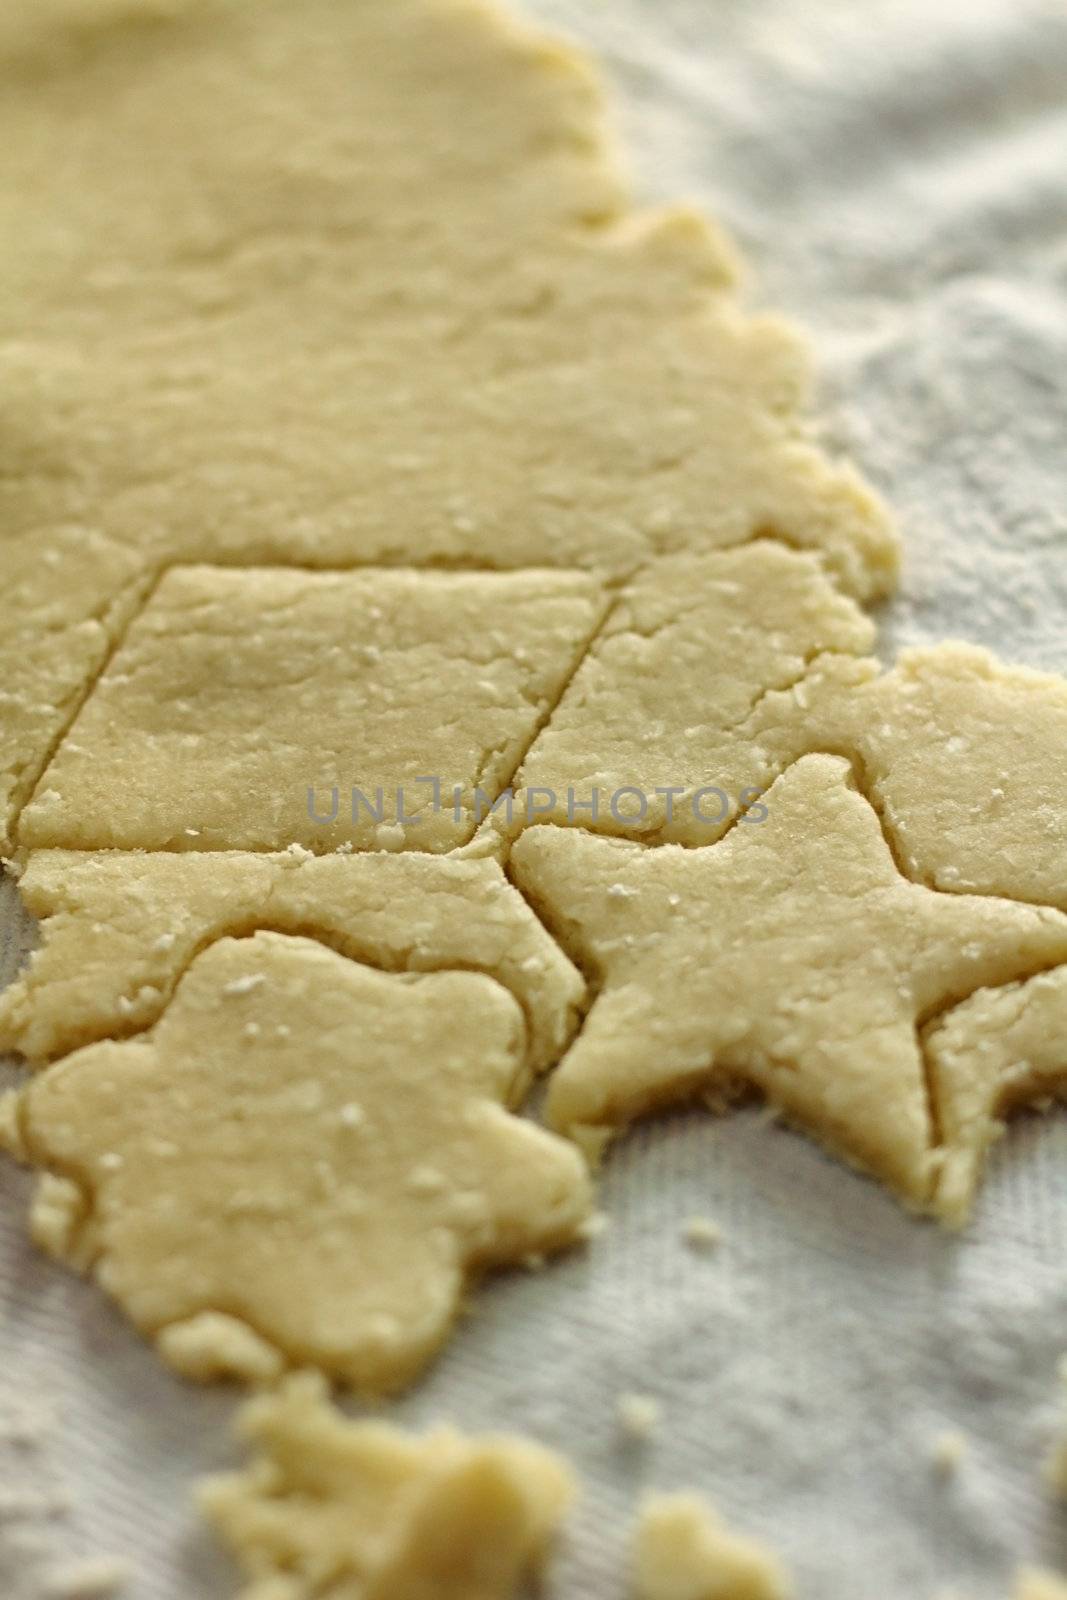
[{"left": 0, "top": 0, "right": 1065, "bottom": 1596}]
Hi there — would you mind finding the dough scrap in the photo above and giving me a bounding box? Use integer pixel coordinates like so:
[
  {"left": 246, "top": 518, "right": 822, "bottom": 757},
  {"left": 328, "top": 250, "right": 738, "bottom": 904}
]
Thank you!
[
  {"left": 633, "top": 1492, "right": 790, "bottom": 1600},
  {"left": 0, "top": 848, "right": 583, "bottom": 1075},
  {"left": 199, "top": 1370, "right": 574, "bottom": 1600},
  {"left": 0, "top": 0, "right": 896, "bottom": 849},
  {"left": 925, "top": 969, "right": 1067, "bottom": 1226},
  {"left": 1047, "top": 1358, "right": 1067, "bottom": 1498},
  {"left": 19, "top": 564, "right": 607, "bottom": 855},
  {"left": 511, "top": 754, "right": 1067, "bottom": 1211},
  {"left": 749, "top": 643, "right": 1067, "bottom": 907},
  {"left": 513, "top": 541, "right": 875, "bottom": 843},
  {"left": 520, "top": 608, "right": 1067, "bottom": 888},
  {"left": 1014, "top": 1572, "right": 1067, "bottom": 1600},
  {"left": 8, "top": 931, "right": 592, "bottom": 1392}
]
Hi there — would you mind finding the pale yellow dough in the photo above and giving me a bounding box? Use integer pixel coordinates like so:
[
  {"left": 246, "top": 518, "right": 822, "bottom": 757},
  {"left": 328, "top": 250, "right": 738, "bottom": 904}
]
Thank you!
[
  {"left": 20, "top": 564, "right": 607, "bottom": 854},
  {"left": 1047, "top": 1358, "right": 1067, "bottom": 1498},
  {"left": 1014, "top": 1572, "right": 1067, "bottom": 1600},
  {"left": 926, "top": 971, "right": 1067, "bottom": 1226},
  {"left": 0, "top": 0, "right": 896, "bottom": 852},
  {"left": 633, "top": 1493, "right": 790, "bottom": 1600},
  {"left": 0, "top": 848, "right": 584, "bottom": 1074},
  {"left": 511, "top": 754, "right": 1067, "bottom": 1213},
  {"left": 513, "top": 541, "right": 874, "bottom": 843},
  {"left": 6, "top": 932, "right": 592, "bottom": 1392},
  {"left": 199, "top": 1371, "right": 574, "bottom": 1600}
]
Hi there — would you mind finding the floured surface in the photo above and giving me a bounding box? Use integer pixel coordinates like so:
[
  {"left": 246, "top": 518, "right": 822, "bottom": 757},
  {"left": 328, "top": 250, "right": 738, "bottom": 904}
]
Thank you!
[{"left": 1, "top": 4, "right": 1067, "bottom": 1600}]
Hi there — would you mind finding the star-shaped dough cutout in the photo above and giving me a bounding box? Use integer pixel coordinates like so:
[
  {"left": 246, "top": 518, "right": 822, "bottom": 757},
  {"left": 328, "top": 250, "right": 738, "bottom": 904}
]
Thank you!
[
  {"left": 511, "top": 754, "right": 1067, "bottom": 1211},
  {"left": 7, "top": 931, "right": 592, "bottom": 1393},
  {"left": 925, "top": 967, "right": 1067, "bottom": 1225}
]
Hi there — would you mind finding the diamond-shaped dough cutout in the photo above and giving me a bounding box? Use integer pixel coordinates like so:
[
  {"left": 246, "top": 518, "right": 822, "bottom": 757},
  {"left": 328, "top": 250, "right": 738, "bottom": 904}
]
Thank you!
[
  {"left": 511, "top": 754, "right": 1067, "bottom": 1212},
  {"left": 7, "top": 931, "right": 593, "bottom": 1393},
  {"left": 199, "top": 1371, "right": 574, "bottom": 1600},
  {"left": 514, "top": 540, "right": 874, "bottom": 843},
  {"left": 19, "top": 565, "right": 606, "bottom": 854}
]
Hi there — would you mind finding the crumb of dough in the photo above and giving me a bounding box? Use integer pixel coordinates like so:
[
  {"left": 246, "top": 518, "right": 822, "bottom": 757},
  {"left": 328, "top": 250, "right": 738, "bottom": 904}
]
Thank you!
[
  {"left": 156, "top": 1312, "right": 285, "bottom": 1385},
  {"left": 42, "top": 1557, "right": 131, "bottom": 1599},
  {"left": 0, "top": 850, "right": 584, "bottom": 1079},
  {"left": 633, "top": 1492, "right": 791, "bottom": 1600},
  {"left": 617, "top": 1394, "right": 662, "bottom": 1441},
  {"left": 199, "top": 1371, "right": 574, "bottom": 1600},
  {"left": 15, "top": 932, "right": 592, "bottom": 1394},
  {"left": 931, "top": 1430, "right": 968, "bottom": 1476},
  {"left": 577, "top": 1209, "right": 611, "bottom": 1241},
  {"left": 1014, "top": 1570, "right": 1067, "bottom": 1600},
  {"left": 512, "top": 754, "right": 1067, "bottom": 1215},
  {"left": 682, "top": 1216, "right": 722, "bottom": 1251}
]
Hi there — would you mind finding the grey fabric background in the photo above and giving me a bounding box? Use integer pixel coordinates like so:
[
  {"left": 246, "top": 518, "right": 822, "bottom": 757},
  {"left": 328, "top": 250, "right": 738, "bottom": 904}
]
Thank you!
[{"left": 2, "top": 1, "right": 1067, "bottom": 1595}]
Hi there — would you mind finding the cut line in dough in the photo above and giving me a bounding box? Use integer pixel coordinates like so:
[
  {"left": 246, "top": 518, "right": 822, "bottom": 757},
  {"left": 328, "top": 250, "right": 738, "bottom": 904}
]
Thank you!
[
  {"left": 0, "top": 848, "right": 585, "bottom": 1076},
  {"left": 511, "top": 753, "right": 1067, "bottom": 1217},
  {"left": 18, "top": 565, "right": 609, "bottom": 856},
  {"left": 0, "top": 0, "right": 897, "bottom": 852}
]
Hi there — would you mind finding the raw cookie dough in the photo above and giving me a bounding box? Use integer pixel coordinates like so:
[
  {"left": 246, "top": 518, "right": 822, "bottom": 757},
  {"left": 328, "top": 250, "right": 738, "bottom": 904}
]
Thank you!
[
  {"left": 19, "top": 565, "right": 607, "bottom": 855},
  {"left": 520, "top": 609, "right": 1067, "bottom": 880},
  {"left": 925, "top": 969, "right": 1067, "bottom": 1225},
  {"left": 1047, "top": 1358, "right": 1067, "bottom": 1497},
  {"left": 0, "top": 0, "right": 896, "bottom": 850},
  {"left": 746, "top": 644, "right": 1067, "bottom": 906},
  {"left": 0, "top": 849, "right": 584, "bottom": 1075},
  {"left": 1015, "top": 1572, "right": 1067, "bottom": 1600},
  {"left": 511, "top": 754, "right": 1067, "bottom": 1211},
  {"left": 4, "top": 932, "right": 593, "bottom": 1392},
  {"left": 513, "top": 541, "right": 875, "bottom": 843},
  {"left": 633, "top": 1493, "right": 790, "bottom": 1600},
  {"left": 199, "top": 1370, "right": 574, "bottom": 1600}
]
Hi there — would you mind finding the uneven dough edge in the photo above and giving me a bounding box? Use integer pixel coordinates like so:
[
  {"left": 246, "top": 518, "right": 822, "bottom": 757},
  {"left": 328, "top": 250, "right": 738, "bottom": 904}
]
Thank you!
[
  {"left": 0, "top": 0, "right": 899, "bottom": 850},
  {"left": 198, "top": 1369, "right": 576, "bottom": 1600}
]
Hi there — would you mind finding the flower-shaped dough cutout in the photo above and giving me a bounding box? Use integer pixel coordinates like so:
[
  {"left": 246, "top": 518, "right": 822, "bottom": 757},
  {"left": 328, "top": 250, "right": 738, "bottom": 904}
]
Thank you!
[
  {"left": 8, "top": 931, "right": 592, "bottom": 1393},
  {"left": 511, "top": 754, "right": 1067, "bottom": 1215},
  {"left": 200, "top": 1371, "right": 574, "bottom": 1600}
]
